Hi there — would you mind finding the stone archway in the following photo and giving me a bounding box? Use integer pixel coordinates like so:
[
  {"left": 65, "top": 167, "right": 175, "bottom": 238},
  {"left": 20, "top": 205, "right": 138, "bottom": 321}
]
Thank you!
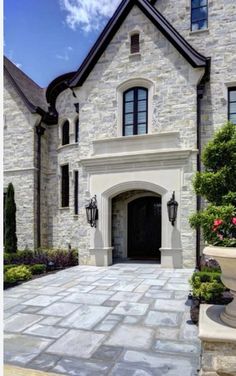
[{"left": 101, "top": 181, "right": 167, "bottom": 264}]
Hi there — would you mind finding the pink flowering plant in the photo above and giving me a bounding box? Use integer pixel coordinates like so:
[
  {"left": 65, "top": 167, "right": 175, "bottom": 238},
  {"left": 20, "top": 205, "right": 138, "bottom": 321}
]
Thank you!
[
  {"left": 189, "top": 123, "right": 236, "bottom": 247},
  {"left": 190, "top": 205, "right": 236, "bottom": 247}
]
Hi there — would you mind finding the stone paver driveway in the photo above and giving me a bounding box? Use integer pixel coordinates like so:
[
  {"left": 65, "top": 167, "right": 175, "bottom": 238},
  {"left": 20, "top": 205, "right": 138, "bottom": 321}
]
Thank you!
[{"left": 4, "top": 264, "right": 200, "bottom": 376}]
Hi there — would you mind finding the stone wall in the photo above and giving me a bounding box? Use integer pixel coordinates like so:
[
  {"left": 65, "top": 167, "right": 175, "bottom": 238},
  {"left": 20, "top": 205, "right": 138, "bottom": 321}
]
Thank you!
[
  {"left": 155, "top": 0, "right": 236, "bottom": 145},
  {"left": 4, "top": 74, "right": 39, "bottom": 249},
  {"left": 200, "top": 341, "right": 236, "bottom": 376}
]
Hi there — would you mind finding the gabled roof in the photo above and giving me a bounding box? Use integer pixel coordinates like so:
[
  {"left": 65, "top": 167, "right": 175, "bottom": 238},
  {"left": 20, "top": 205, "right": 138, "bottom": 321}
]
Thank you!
[
  {"left": 46, "top": 0, "right": 210, "bottom": 108},
  {"left": 4, "top": 56, "right": 57, "bottom": 124}
]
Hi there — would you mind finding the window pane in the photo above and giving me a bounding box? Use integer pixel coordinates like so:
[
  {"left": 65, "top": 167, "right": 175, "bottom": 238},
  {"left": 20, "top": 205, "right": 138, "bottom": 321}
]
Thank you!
[
  {"left": 138, "top": 100, "right": 146, "bottom": 112},
  {"left": 75, "top": 118, "right": 79, "bottom": 143},
  {"left": 200, "top": 0, "right": 207, "bottom": 6},
  {"left": 192, "top": 0, "right": 200, "bottom": 9},
  {"left": 138, "top": 112, "right": 147, "bottom": 124},
  {"left": 125, "top": 90, "right": 134, "bottom": 102},
  {"left": 230, "top": 114, "right": 236, "bottom": 124},
  {"left": 138, "top": 124, "right": 146, "bottom": 134},
  {"left": 230, "top": 90, "right": 236, "bottom": 102},
  {"left": 125, "top": 114, "right": 133, "bottom": 125},
  {"left": 192, "top": 7, "right": 207, "bottom": 22},
  {"left": 138, "top": 89, "right": 147, "bottom": 100},
  {"left": 124, "top": 125, "right": 134, "bottom": 136},
  {"left": 192, "top": 19, "right": 207, "bottom": 30},
  {"left": 125, "top": 102, "right": 134, "bottom": 113},
  {"left": 61, "top": 165, "right": 69, "bottom": 207},
  {"left": 230, "top": 102, "right": 236, "bottom": 113},
  {"left": 131, "top": 34, "right": 140, "bottom": 54},
  {"left": 62, "top": 121, "right": 69, "bottom": 145}
]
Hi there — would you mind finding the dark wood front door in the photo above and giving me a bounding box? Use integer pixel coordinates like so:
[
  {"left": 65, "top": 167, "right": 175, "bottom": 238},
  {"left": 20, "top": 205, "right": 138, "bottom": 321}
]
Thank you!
[{"left": 128, "top": 196, "right": 161, "bottom": 260}]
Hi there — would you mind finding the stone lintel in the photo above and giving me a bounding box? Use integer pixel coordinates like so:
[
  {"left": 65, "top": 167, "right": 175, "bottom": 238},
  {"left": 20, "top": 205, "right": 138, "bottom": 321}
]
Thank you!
[{"left": 199, "top": 304, "right": 236, "bottom": 343}]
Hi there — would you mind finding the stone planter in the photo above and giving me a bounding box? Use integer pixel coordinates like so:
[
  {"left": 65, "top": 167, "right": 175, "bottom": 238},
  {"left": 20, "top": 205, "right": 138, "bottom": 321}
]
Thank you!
[{"left": 203, "top": 245, "right": 236, "bottom": 328}]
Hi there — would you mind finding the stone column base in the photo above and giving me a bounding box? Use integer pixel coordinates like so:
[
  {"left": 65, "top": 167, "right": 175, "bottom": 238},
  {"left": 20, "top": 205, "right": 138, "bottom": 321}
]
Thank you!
[
  {"left": 159, "top": 248, "right": 183, "bottom": 268},
  {"left": 88, "top": 247, "right": 113, "bottom": 266},
  {"left": 199, "top": 304, "right": 236, "bottom": 376}
]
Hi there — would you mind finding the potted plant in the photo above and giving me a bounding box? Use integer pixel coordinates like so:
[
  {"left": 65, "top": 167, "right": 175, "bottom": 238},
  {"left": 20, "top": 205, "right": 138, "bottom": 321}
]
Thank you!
[{"left": 190, "top": 122, "right": 236, "bottom": 327}]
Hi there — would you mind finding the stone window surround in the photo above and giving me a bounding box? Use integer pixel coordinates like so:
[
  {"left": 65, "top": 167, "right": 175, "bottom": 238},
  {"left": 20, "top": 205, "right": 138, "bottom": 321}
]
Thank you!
[
  {"left": 117, "top": 78, "right": 154, "bottom": 137},
  {"left": 59, "top": 117, "right": 79, "bottom": 146}
]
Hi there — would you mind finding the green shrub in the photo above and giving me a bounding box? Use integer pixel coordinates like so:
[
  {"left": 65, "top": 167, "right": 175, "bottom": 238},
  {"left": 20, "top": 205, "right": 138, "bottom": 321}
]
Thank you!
[
  {"left": 190, "top": 271, "right": 225, "bottom": 302},
  {"left": 4, "top": 264, "right": 18, "bottom": 272},
  {"left": 4, "top": 265, "right": 32, "bottom": 284},
  {"left": 30, "top": 264, "right": 46, "bottom": 275}
]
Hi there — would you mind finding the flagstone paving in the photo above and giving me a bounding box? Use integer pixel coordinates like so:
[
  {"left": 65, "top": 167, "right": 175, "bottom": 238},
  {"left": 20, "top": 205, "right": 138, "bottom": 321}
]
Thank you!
[{"left": 4, "top": 264, "right": 200, "bottom": 376}]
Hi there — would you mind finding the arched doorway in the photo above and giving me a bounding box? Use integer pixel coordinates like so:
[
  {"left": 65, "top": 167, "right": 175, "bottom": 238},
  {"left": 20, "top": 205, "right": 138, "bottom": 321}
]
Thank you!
[{"left": 128, "top": 196, "right": 161, "bottom": 260}]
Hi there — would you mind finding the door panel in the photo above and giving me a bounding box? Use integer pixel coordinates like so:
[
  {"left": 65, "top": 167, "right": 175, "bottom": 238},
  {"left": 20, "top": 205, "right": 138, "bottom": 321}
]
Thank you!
[{"left": 128, "top": 196, "right": 161, "bottom": 260}]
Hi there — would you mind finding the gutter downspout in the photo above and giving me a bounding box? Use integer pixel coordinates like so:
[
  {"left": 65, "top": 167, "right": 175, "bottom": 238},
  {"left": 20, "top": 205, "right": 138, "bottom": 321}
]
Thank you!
[
  {"left": 195, "top": 58, "right": 211, "bottom": 269},
  {"left": 36, "top": 123, "right": 46, "bottom": 248},
  {"left": 196, "top": 84, "right": 204, "bottom": 269}
]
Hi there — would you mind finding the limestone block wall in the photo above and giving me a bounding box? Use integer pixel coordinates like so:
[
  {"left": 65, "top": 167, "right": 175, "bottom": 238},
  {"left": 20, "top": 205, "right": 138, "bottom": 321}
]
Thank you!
[
  {"left": 47, "top": 117, "right": 82, "bottom": 250},
  {"left": 155, "top": 0, "right": 236, "bottom": 145},
  {"left": 4, "top": 75, "right": 39, "bottom": 249},
  {"left": 200, "top": 341, "right": 236, "bottom": 376},
  {"left": 54, "top": 5, "right": 202, "bottom": 260}
]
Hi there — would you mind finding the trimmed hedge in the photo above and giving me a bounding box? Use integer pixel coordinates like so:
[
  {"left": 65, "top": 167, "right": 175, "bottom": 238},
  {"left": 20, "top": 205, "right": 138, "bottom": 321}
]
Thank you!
[{"left": 30, "top": 264, "right": 47, "bottom": 275}]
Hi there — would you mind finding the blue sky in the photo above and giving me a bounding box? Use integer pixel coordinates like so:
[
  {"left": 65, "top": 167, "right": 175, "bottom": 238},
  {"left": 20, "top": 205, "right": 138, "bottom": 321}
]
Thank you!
[{"left": 4, "top": 0, "right": 121, "bottom": 87}]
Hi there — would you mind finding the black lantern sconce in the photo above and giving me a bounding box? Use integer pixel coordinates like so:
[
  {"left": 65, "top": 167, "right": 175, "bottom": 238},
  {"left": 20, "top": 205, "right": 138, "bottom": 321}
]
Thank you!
[
  {"left": 167, "top": 191, "right": 178, "bottom": 226},
  {"left": 85, "top": 195, "right": 98, "bottom": 228}
]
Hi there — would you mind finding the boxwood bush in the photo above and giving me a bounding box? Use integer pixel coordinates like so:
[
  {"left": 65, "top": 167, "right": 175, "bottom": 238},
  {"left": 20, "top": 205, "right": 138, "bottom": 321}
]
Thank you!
[
  {"left": 30, "top": 264, "right": 47, "bottom": 275},
  {"left": 190, "top": 271, "right": 225, "bottom": 303},
  {"left": 4, "top": 265, "right": 32, "bottom": 284}
]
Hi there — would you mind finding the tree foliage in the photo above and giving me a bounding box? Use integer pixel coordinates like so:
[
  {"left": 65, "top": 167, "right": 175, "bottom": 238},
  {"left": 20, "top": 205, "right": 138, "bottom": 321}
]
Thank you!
[
  {"left": 4, "top": 183, "right": 17, "bottom": 253},
  {"left": 190, "top": 123, "right": 236, "bottom": 246}
]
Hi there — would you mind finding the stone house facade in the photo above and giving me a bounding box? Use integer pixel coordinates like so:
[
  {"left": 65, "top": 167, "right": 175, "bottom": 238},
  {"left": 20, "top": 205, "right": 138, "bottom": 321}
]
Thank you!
[{"left": 4, "top": 0, "right": 236, "bottom": 268}]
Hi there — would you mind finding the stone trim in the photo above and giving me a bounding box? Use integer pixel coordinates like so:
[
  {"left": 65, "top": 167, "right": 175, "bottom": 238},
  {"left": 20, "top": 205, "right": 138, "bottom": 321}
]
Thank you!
[
  {"left": 80, "top": 149, "right": 197, "bottom": 173},
  {"left": 4, "top": 167, "right": 38, "bottom": 173}
]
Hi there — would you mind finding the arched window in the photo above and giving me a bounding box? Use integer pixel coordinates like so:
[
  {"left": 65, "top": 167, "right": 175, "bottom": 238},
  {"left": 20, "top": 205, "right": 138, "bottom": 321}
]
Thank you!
[
  {"left": 123, "top": 87, "right": 148, "bottom": 136},
  {"left": 62, "top": 120, "right": 69, "bottom": 145}
]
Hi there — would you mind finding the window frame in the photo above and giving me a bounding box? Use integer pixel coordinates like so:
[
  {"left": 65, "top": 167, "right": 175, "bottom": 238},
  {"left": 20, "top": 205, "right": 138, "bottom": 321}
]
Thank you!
[
  {"left": 62, "top": 120, "right": 70, "bottom": 146},
  {"left": 122, "top": 87, "right": 148, "bottom": 136},
  {"left": 61, "top": 164, "right": 69, "bottom": 208},
  {"left": 191, "top": 0, "right": 208, "bottom": 32},
  {"left": 228, "top": 87, "right": 236, "bottom": 125}
]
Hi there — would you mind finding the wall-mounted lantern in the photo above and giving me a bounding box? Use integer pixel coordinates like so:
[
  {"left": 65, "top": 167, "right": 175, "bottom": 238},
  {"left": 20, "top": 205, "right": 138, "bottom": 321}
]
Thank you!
[
  {"left": 85, "top": 195, "right": 98, "bottom": 228},
  {"left": 167, "top": 191, "right": 178, "bottom": 226}
]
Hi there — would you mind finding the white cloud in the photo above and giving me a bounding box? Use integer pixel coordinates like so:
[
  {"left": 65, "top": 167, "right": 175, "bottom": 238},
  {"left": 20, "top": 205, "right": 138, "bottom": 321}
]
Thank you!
[
  {"left": 56, "top": 46, "right": 73, "bottom": 61},
  {"left": 59, "top": 0, "right": 121, "bottom": 32}
]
